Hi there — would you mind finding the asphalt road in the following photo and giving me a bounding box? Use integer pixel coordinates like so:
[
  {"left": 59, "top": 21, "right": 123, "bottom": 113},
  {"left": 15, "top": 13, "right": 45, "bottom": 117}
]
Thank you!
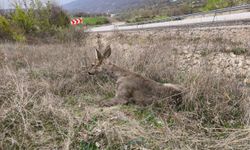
[{"left": 88, "top": 12, "right": 250, "bottom": 32}]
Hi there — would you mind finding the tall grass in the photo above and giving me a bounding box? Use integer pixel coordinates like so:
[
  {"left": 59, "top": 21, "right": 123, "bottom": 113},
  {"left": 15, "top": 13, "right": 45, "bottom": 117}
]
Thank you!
[{"left": 0, "top": 39, "right": 249, "bottom": 149}]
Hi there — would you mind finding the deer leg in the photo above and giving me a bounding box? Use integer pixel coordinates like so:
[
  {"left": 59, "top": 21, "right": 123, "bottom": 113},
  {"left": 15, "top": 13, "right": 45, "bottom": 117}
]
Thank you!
[
  {"left": 100, "top": 85, "right": 132, "bottom": 107},
  {"left": 100, "top": 97, "right": 128, "bottom": 107}
]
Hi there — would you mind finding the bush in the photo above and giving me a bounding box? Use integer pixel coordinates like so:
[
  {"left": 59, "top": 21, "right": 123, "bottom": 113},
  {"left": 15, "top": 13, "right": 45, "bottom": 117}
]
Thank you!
[
  {"left": 202, "top": 0, "right": 250, "bottom": 11},
  {"left": 32, "top": 3, "right": 70, "bottom": 33},
  {"left": 0, "top": 1, "right": 73, "bottom": 42},
  {"left": 0, "top": 15, "right": 12, "bottom": 40},
  {"left": 0, "top": 15, "right": 26, "bottom": 42},
  {"left": 48, "top": 4, "right": 70, "bottom": 28},
  {"left": 11, "top": 6, "right": 37, "bottom": 33}
]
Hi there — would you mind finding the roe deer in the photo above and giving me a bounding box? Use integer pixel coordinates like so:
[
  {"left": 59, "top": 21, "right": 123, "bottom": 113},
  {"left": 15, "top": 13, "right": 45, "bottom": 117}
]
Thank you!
[{"left": 88, "top": 45, "right": 184, "bottom": 107}]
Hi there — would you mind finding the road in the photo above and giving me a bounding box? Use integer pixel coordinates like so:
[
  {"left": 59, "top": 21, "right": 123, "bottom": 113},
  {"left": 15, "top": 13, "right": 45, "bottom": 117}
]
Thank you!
[{"left": 88, "top": 12, "right": 250, "bottom": 32}]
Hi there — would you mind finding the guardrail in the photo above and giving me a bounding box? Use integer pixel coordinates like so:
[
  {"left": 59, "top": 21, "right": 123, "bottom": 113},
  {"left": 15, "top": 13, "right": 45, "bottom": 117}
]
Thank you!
[
  {"left": 119, "top": 4, "right": 250, "bottom": 27},
  {"left": 87, "top": 4, "right": 250, "bottom": 32}
]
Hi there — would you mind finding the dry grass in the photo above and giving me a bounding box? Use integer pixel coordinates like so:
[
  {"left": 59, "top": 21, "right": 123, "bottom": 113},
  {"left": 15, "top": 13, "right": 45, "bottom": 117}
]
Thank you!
[{"left": 0, "top": 41, "right": 249, "bottom": 150}]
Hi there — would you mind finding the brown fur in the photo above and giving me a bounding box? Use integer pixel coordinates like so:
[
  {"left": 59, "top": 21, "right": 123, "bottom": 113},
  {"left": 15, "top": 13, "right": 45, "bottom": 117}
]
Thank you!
[{"left": 88, "top": 45, "right": 184, "bottom": 107}]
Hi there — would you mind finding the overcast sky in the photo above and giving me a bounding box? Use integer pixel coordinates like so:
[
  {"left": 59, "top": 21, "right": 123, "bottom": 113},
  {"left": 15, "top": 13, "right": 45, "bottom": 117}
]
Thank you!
[{"left": 0, "top": 0, "right": 75, "bottom": 9}]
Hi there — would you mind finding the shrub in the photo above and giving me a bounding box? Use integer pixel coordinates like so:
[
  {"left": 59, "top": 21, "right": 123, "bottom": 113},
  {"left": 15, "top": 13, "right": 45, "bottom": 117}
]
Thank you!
[
  {"left": 0, "top": 15, "right": 25, "bottom": 42},
  {"left": 12, "top": 32, "right": 26, "bottom": 42},
  {"left": 48, "top": 4, "right": 70, "bottom": 28},
  {"left": 0, "top": 15, "right": 12, "bottom": 40},
  {"left": 11, "top": 6, "right": 37, "bottom": 33},
  {"left": 0, "top": 1, "right": 74, "bottom": 42},
  {"left": 201, "top": 0, "right": 250, "bottom": 11},
  {"left": 29, "top": 3, "right": 70, "bottom": 34},
  {"left": 35, "top": 5, "right": 51, "bottom": 32},
  {"left": 205, "top": 0, "right": 228, "bottom": 10}
]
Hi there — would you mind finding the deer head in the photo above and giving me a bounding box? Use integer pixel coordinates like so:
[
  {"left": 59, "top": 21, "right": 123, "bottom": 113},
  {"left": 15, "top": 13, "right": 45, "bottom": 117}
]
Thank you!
[{"left": 88, "top": 45, "right": 112, "bottom": 75}]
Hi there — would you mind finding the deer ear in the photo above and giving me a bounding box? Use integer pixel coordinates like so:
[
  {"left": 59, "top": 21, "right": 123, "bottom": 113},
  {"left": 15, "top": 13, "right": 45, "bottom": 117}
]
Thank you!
[
  {"left": 95, "top": 48, "right": 103, "bottom": 61},
  {"left": 103, "top": 45, "right": 111, "bottom": 59}
]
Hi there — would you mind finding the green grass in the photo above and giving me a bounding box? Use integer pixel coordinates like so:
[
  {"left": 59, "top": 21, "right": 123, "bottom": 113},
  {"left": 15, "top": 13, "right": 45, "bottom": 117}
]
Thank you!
[
  {"left": 82, "top": 17, "right": 109, "bottom": 26},
  {"left": 153, "top": 15, "right": 169, "bottom": 20},
  {"left": 127, "top": 15, "right": 169, "bottom": 23},
  {"left": 232, "top": 48, "right": 248, "bottom": 55},
  {"left": 201, "top": 0, "right": 249, "bottom": 11}
]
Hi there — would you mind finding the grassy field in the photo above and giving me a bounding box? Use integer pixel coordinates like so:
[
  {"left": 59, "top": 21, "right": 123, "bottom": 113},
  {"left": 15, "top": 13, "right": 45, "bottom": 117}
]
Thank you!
[
  {"left": 1, "top": 1, "right": 250, "bottom": 149},
  {"left": 82, "top": 17, "right": 110, "bottom": 26},
  {"left": 127, "top": 15, "right": 169, "bottom": 23},
  {"left": 0, "top": 33, "right": 249, "bottom": 149}
]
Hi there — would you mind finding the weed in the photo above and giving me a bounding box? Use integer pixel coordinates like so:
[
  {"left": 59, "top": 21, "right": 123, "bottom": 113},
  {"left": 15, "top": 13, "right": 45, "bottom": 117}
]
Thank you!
[
  {"left": 133, "top": 107, "right": 164, "bottom": 128},
  {"left": 200, "top": 49, "right": 212, "bottom": 56},
  {"left": 232, "top": 48, "right": 248, "bottom": 55},
  {"left": 80, "top": 141, "right": 99, "bottom": 150}
]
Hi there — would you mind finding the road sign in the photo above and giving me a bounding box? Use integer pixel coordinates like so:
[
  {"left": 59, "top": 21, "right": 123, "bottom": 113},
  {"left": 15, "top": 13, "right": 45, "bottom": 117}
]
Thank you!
[{"left": 71, "top": 18, "right": 83, "bottom": 25}]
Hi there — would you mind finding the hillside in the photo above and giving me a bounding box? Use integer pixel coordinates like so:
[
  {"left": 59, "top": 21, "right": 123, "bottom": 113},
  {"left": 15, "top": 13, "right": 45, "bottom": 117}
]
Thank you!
[
  {"left": 63, "top": 0, "right": 250, "bottom": 20},
  {"left": 116, "top": 0, "right": 250, "bottom": 23},
  {"left": 62, "top": 0, "right": 189, "bottom": 13},
  {"left": 63, "top": 0, "right": 148, "bottom": 13}
]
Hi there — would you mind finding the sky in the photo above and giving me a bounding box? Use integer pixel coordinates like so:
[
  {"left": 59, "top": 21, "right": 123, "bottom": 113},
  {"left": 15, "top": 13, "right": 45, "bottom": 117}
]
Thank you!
[{"left": 0, "top": 0, "right": 75, "bottom": 9}]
